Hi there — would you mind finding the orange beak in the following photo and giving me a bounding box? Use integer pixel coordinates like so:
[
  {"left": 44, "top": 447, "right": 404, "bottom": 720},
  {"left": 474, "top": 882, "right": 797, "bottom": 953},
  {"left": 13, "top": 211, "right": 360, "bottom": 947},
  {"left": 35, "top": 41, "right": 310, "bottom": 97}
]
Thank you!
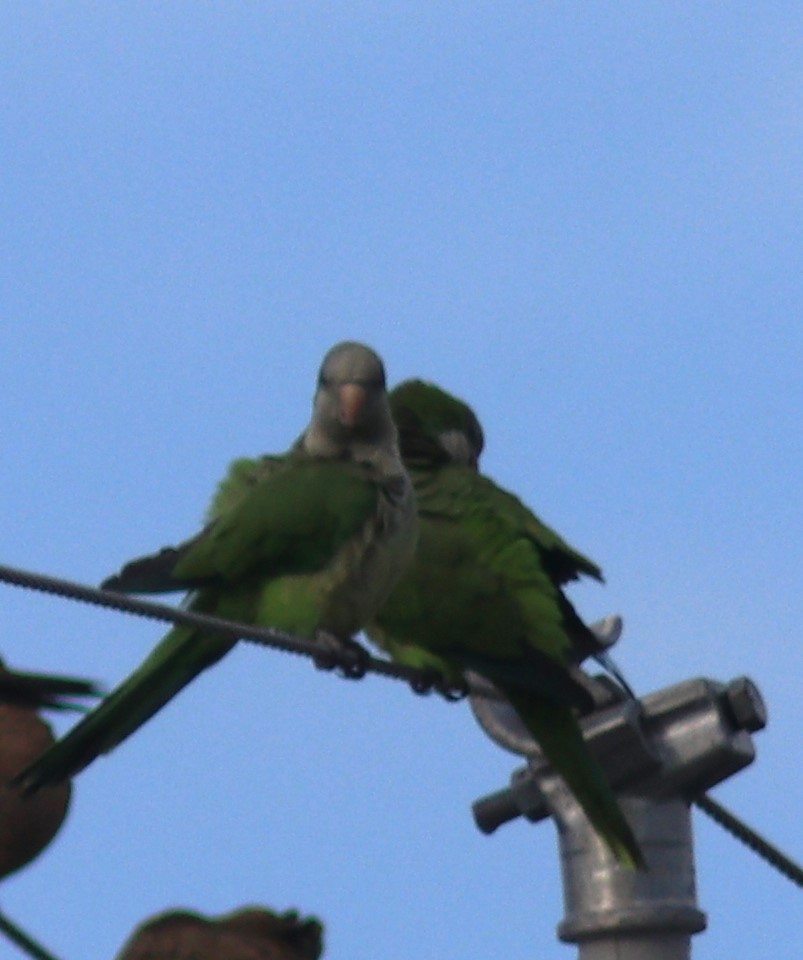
[{"left": 337, "top": 383, "right": 367, "bottom": 426}]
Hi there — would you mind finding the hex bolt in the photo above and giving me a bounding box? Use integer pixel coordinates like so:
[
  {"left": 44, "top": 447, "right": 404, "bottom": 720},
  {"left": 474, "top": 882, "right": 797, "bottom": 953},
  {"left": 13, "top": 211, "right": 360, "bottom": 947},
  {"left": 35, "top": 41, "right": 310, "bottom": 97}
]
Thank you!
[{"left": 723, "top": 677, "right": 767, "bottom": 733}]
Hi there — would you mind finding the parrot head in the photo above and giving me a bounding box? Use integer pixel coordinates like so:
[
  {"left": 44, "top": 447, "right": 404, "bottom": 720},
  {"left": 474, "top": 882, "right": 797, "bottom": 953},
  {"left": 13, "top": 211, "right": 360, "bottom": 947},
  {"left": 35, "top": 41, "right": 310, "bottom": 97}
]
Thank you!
[
  {"left": 389, "top": 379, "right": 484, "bottom": 469},
  {"left": 304, "top": 341, "right": 398, "bottom": 459}
]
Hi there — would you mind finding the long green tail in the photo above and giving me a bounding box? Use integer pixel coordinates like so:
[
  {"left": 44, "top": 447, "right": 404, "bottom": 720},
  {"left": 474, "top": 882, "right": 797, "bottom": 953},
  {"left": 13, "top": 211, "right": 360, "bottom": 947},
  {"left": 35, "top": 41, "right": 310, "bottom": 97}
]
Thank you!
[
  {"left": 14, "top": 627, "right": 233, "bottom": 794},
  {"left": 501, "top": 685, "right": 646, "bottom": 869}
]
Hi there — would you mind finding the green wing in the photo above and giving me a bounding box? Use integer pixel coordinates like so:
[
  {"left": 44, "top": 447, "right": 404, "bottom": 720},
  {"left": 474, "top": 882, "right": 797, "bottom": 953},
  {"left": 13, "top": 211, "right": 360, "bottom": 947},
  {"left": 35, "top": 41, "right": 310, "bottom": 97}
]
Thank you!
[
  {"left": 103, "top": 455, "right": 283, "bottom": 595},
  {"left": 174, "top": 458, "right": 379, "bottom": 584},
  {"left": 105, "top": 451, "right": 386, "bottom": 594},
  {"left": 371, "top": 466, "right": 595, "bottom": 707},
  {"left": 204, "top": 455, "right": 284, "bottom": 521},
  {"left": 17, "top": 458, "right": 382, "bottom": 792},
  {"left": 369, "top": 463, "right": 644, "bottom": 868},
  {"left": 484, "top": 480, "right": 603, "bottom": 585}
]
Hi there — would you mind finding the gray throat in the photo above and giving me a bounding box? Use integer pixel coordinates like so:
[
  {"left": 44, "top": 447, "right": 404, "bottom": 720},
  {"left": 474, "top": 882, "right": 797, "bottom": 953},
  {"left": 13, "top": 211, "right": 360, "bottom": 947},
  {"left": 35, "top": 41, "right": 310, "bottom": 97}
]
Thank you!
[{"left": 299, "top": 423, "right": 406, "bottom": 479}]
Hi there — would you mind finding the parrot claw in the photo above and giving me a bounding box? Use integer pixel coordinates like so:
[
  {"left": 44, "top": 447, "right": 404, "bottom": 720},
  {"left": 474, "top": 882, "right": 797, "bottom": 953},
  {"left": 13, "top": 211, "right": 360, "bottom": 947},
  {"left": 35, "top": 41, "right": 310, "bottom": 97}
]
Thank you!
[
  {"left": 408, "top": 669, "right": 439, "bottom": 696},
  {"left": 312, "top": 633, "right": 369, "bottom": 680},
  {"left": 407, "top": 669, "right": 469, "bottom": 702},
  {"left": 437, "top": 677, "right": 470, "bottom": 702}
]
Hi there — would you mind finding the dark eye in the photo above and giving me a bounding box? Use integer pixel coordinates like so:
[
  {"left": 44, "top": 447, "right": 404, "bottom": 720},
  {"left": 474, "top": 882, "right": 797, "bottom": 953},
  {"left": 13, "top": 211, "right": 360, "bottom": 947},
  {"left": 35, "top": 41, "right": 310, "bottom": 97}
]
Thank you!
[{"left": 354, "top": 371, "right": 386, "bottom": 390}]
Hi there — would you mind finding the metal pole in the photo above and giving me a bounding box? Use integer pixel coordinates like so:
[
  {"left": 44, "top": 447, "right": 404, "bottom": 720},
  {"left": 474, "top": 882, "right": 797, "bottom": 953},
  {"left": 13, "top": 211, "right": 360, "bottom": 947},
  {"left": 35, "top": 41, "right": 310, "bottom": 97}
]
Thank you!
[
  {"left": 552, "top": 794, "right": 705, "bottom": 959},
  {"left": 471, "top": 674, "right": 767, "bottom": 958}
]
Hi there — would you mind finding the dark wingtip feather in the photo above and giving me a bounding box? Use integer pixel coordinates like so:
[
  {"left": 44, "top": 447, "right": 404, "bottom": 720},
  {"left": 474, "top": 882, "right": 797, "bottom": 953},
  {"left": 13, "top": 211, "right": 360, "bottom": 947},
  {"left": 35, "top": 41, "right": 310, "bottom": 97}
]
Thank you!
[
  {"left": 0, "top": 673, "right": 105, "bottom": 712},
  {"left": 101, "top": 545, "right": 197, "bottom": 594}
]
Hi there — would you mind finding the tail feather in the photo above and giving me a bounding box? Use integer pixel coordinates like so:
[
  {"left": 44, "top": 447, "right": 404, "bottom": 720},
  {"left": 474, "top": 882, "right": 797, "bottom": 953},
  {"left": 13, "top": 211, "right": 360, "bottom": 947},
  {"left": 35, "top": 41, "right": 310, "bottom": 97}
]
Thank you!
[
  {"left": 14, "top": 628, "right": 233, "bottom": 794},
  {"left": 501, "top": 685, "right": 646, "bottom": 869}
]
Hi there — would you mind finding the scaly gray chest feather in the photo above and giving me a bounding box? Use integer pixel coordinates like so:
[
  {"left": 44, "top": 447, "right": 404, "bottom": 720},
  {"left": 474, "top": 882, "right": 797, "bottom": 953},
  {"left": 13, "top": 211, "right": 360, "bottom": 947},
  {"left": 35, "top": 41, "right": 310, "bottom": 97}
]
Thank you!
[{"left": 319, "top": 470, "right": 417, "bottom": 637}]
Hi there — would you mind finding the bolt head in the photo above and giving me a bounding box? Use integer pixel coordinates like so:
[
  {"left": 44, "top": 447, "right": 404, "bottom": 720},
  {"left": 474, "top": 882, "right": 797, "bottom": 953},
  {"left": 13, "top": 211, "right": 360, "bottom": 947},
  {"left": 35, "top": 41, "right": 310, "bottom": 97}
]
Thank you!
[{"left": 724, "top": 677, "right": 767, "bottom": 733}]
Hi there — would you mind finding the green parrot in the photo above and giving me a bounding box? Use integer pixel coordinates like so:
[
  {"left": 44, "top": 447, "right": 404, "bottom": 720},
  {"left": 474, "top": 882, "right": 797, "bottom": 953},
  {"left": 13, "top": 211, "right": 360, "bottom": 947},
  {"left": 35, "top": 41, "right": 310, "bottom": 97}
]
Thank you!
[
  {"left": 366, "top": 379, "right": 645, "bottom": 869},
  {"left": 0, "top": 659, "right": 102, "bottom": 712},
  {"left": 15, "top": 342, "right": 417, "bottom": 793}
]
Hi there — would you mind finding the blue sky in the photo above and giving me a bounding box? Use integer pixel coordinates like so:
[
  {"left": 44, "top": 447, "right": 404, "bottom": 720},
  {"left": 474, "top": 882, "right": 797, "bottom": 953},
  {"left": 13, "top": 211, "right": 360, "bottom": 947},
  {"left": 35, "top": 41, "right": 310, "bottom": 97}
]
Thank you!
[{"left": 1, "top": 5, "right": 801, "bottom": 958}]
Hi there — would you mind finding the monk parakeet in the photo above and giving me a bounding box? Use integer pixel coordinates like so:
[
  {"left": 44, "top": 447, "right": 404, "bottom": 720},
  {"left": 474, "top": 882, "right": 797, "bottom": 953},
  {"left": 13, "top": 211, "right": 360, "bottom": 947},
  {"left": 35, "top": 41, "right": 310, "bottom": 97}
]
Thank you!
[
  {"left": 0, "top": 660, "right": 102, "bottom": 712},
  {"left": 15, "top": 342, "right": 416, "bottom": 793},
  {"left": 366, "top": 379, "right": 645, "bottom": 869}
]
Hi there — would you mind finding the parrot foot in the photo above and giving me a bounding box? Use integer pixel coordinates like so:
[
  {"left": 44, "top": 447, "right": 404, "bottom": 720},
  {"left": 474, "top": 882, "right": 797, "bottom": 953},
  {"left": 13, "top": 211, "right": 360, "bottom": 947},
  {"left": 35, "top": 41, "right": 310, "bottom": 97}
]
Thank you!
[
  {"left": 408, "top": 669, "right": 469, "bottom": 702},
  {"left": 437, "top": 678, "right": 470, "bottom": 702},
  {"left": 408, "top": 669, "right": 440, "bottom": 696},
  {"left": 312, "top": 633, "right": 369, "bottom": 680},
  {"left": 435, "top": 675, "right": 470, "bottom": 702}
]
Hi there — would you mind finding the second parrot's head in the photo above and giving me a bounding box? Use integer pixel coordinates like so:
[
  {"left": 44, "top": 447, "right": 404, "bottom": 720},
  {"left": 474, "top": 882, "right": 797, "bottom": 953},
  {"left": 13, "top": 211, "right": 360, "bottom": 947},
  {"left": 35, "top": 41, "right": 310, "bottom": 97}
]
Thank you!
[
  {"left": 389, "top": 379, "right": 484, "bottom": 469},
  {"left": 307, "top": 341, "right": 398, "bottom": 457}
]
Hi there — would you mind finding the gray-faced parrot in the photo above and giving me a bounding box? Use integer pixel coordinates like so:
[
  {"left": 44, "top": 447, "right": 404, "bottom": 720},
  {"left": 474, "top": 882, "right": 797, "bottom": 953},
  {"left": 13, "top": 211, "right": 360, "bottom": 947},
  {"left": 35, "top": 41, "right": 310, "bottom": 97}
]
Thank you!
[
  {"left": 15, "top": 342, "right": 417, "bottom": 793},
  {"left": 366, "top": 379, "right": 645, "bottom": 869}
]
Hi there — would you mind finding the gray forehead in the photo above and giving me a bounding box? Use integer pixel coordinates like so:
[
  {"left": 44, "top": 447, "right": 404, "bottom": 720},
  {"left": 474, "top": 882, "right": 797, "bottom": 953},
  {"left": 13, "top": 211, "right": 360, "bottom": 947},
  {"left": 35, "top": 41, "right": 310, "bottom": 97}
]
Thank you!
[{"left": 320, "top": 341, "right": 385, "bottom": 382}]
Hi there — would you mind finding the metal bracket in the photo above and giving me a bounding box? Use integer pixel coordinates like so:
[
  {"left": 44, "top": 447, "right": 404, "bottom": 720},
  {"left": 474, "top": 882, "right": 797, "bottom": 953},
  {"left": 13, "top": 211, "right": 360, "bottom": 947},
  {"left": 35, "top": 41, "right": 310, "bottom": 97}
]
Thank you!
[{"left": 468, "top": 619, "right": 767, "bottom": 959}]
